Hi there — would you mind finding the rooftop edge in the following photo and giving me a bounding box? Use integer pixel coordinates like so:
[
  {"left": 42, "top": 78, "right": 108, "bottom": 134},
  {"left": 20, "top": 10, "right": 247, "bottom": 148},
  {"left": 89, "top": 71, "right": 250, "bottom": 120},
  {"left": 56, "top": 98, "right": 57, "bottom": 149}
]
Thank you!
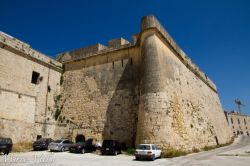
[
  {"left": 0, "top": 31, "right": 62, "bottom": 71},
  {"left": 141, "top": 15, "right": 217, "bottom": 92}
]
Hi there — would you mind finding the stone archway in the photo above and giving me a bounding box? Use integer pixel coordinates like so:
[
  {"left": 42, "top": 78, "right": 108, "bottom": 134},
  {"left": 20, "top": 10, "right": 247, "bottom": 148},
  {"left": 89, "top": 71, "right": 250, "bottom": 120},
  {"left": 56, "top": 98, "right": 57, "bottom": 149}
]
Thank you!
[{"left": 75, "top": 134, "right": 85, "bottom": 143}]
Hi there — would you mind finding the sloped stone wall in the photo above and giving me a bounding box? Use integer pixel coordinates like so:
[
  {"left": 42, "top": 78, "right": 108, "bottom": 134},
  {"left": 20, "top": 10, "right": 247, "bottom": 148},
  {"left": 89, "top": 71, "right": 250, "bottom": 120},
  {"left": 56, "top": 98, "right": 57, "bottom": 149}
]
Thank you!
[
  {"left": 136, "top": 33, "right": 232, "bottom": 152},
  {"left": 58, "top": 48, "right": 140, "bottom": 146}
]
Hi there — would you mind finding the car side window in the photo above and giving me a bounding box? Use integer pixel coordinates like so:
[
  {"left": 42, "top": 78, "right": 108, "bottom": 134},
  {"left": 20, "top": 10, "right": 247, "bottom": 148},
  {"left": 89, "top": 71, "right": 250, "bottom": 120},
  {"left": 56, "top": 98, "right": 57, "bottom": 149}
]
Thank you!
[
  {"left": 155, "top": 145, "right": 159, "bottom": 150},
  {"left": 64, "top": 140, "right": 69, "bottom": 143},
  {"left": 152, "top": 145, "right": 156, "bottom": 150}
]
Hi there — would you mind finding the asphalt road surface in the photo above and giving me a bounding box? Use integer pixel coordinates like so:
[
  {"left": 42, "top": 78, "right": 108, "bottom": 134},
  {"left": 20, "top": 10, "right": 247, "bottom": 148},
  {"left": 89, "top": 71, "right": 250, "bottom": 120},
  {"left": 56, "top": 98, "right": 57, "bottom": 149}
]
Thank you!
[{"left": 1, "top": 136, "right": 250, "bottom": 166}]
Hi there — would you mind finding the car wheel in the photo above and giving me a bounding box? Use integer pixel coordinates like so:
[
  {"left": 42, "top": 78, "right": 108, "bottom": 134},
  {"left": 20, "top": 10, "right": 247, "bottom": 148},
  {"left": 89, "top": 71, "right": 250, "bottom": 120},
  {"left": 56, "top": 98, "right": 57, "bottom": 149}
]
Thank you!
[
  {"left": 61, "top": 147, "right": 65, "bottom": 152},
  {"left": 114, "top": 151, "right": 118, "bottom": 156},
  {"left": 82, "top": 148, "right": 85, "bottom": 154},
  {"left": 151, "top": 154, "right": 155, "bottom": 161},
  {"left": 4, "top": 151, "right": 9, "bottom": 155}
]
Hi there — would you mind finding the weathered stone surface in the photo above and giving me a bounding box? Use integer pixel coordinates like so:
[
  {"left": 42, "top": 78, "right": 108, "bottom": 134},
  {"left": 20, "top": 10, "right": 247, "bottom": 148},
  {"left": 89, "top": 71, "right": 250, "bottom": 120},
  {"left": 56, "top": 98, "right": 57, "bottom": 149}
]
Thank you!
[
  {"left": 0, "top": 15, "right": 232, "bottom": 152},
  {"left": 136, "top": 33, "right": 232, "bottom": 152},
  {"left": 58, "top": 48, "right": 139, "bottom": 146},
  {"left": 0, "top": 32, "right": 62, "bottom": 143}
]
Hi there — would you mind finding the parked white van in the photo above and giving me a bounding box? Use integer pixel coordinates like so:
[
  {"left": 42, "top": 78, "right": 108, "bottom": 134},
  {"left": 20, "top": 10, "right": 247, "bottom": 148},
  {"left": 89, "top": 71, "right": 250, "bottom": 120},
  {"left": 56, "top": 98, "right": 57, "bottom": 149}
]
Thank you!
[{"left": 134, "top": 144, "right": 161, "bottom": 161}]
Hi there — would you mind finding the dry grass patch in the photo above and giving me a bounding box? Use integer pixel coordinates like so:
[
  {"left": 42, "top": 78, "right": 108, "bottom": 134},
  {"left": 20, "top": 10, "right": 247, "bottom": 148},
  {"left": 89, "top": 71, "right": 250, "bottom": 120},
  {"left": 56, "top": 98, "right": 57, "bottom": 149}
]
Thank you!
[
  {"left": 161, "top": 138, "right": 234, "bottom": 158},
  {"left": 161, "top": 148, "right": 187, "bottom": 158},
  {"left": 12, "top": 142, "right": 33, "bottom": 152}
]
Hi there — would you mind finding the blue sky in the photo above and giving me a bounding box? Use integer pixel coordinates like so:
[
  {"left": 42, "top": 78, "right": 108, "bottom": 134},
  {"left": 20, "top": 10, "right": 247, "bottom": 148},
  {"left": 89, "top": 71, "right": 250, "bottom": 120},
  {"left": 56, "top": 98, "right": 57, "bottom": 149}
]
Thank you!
[{"left": 1, "top": 0, "right": 250, "bottom": 114}]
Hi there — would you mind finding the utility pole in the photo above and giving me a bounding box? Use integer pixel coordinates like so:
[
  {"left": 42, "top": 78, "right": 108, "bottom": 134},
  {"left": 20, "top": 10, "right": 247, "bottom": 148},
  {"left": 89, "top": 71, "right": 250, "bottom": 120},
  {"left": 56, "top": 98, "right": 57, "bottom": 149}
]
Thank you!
[{"left": 234, "top": 99, "right": 245, "bottom": 114}]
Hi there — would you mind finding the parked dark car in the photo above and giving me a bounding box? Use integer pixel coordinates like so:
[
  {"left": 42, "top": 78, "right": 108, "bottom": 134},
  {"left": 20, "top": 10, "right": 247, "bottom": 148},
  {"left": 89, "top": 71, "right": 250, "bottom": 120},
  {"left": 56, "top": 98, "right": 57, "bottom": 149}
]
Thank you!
[
  {"left": 101, "top": 140, "right": 122, "bottom": 155},
  {"left": 48, "top": 139, "right": 73, "bottom": 152},
  {"left": 33, "top": 138, "right": 53, "bottom": 151},
  {"left": 0, "top": 138, "right": 13, "bottom": 155},
  {"left": 69, "top": 139, "right": 96, "bottom": 154}
]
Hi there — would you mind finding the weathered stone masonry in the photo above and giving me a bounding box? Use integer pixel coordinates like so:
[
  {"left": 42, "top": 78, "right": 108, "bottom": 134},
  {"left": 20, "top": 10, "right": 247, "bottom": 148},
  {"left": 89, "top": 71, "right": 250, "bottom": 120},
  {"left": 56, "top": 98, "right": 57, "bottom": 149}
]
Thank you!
[
  {"left": 0, "top": 31, "right": 63, "bottom": 142},
  {"left": 0, "top": 15, "right": 233, "bottom": 152}
]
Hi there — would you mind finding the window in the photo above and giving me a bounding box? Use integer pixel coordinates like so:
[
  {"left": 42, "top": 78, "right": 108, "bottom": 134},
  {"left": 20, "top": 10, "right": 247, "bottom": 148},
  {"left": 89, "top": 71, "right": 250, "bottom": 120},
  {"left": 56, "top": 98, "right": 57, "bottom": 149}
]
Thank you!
[
  {"left": 137, "top": 145, "right": 150, "bottom": 150},
  {"left": 231, "top": 118, "right": 233, "bottom": 124},
  {"left": 121, "top": 59, "right": 124, "bottom": 67},
  {"left": 63, "top": 140, "right": 70, "bottom": 143},
  {"left": 238, "top": 118, "right": 240, "bottom": 124},
  {"left": 130, "top": 58, "right": 133, "bottom": 65},
  {"left": 244, "top": 119, "right": 246, "bottom": 125},
  {"left": 31, "top": 71, "right": 40, "bottom": 84},
  {"left": 36, "top": 135, "right": 42, "bottom": 140}
]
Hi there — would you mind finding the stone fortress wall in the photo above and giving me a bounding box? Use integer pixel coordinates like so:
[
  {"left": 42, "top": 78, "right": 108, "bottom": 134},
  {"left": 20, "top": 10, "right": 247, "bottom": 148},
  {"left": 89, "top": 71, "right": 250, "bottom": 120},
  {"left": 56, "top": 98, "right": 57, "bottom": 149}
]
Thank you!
[
  {"left": 0, "top": 15, "right": 233, "bottom": 152},
  {"left": 57, "top": 15, "right": 232, "bottom": 151},
  {"left": 136, "top": 16, "right": 232, "bottom": 151},
  {"left": 57, "top": 38, "right": 140, "bottom": 146}
]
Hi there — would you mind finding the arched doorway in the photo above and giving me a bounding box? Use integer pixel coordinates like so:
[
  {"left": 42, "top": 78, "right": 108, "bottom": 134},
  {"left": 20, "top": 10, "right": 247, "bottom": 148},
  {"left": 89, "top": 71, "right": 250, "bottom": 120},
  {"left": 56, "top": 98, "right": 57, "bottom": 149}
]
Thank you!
[{"left": 75, "top": 134, "right": 85, "bottom": 143}]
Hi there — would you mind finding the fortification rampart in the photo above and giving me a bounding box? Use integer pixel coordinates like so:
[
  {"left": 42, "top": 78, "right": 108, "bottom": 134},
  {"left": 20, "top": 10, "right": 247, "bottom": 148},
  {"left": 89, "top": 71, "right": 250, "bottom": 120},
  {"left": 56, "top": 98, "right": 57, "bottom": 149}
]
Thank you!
[
  {"left": 0, "top": 15, "right": 232, "bottom": 151},
  {"left": 57, "top": 15, "right": 216, "bottom": 93},
  {"left": 135, "top": 16, "right": 232, "bottom": 152},
  {"left": 140, "top": 15, "right": 217, "bottom": 92},
  {"left": 56, "top": 15, "right": 232, "bottom": 151}
]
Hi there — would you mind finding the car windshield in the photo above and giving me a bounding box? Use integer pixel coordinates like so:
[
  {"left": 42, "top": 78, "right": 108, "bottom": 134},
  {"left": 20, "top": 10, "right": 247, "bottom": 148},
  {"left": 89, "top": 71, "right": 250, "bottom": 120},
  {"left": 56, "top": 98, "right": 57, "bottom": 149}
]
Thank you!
[
  {"left": 76, "top": 142, "right": 85, "bottom": 145},
  {"left": 0, "top": 138, "right": 12, "bottom": 144},
  {"left": 137, "top": 145, "right": 151, "bottom": 150},
  {"left": 54, "top": 140, "right": 62, "bottom": 143},
  {"left": 102, "top": 140, "right": 115, "bottom": 146},
  {"left": 37, "top": 138, "right": 47, "bottom": 141}
]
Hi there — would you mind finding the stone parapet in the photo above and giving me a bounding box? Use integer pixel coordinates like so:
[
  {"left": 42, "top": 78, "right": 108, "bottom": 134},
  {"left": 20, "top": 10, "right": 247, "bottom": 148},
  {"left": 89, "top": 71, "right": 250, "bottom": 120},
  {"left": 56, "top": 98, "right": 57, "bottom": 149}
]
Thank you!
[
  {"left": 108, "top": 38, "right": 130, "bottom": 48},
  {"left": 0, "top": 31, "right": 62, "bottom": 71},
  {"left": 140, "top": 15, "right": 217, "bottom": 92},
  {"left": 57, "top": 42, "right": 132, "bottom": 63},
  {"left": 57, "top": 15, "right": 216, "bottom": 92}
]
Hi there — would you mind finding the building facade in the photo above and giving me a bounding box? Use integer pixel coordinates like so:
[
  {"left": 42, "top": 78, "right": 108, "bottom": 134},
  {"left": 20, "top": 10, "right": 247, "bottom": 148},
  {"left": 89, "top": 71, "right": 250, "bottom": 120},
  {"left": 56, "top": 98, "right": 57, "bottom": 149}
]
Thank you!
[
  {"left": 0, "top": 15, "right": 233, "bottom": 153},
  {"left": 0, "top": 31, "right": 64, "bottom": 142},
  {"left": 225, "top": 111, "right": 250, "bottom": 136}
]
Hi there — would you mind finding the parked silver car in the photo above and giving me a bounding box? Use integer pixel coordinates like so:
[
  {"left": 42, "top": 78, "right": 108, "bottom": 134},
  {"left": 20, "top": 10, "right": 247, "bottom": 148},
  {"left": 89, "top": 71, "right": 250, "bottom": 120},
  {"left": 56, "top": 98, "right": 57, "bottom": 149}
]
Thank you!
[{"left": 48, "top": 139, "right": 73, "bottom": 152}]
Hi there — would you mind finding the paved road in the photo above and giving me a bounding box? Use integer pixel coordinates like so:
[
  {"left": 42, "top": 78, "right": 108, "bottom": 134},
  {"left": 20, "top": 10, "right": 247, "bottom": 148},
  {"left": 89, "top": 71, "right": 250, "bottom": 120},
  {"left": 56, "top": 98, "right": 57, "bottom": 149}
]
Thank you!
[
  {"left": 1, "top": 136, "right": 250, "bottom": 166},
  {"left": 168, "top": 136, "right": 250, "bottom": 166}
]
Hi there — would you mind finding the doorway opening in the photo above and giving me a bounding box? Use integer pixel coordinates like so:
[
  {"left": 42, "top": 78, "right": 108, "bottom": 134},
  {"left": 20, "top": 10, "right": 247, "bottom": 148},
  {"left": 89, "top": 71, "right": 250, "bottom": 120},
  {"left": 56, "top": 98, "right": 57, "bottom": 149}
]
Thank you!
[{"left": 75, "top": 134, "right": 85, "bottom": 143}]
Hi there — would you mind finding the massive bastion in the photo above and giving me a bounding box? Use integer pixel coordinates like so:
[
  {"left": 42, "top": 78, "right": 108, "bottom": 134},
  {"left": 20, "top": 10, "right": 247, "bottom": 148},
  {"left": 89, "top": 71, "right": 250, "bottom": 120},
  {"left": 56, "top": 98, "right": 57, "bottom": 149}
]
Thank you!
[{"left": 57, "top": 15, "right": 233, "bottom": 152}]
